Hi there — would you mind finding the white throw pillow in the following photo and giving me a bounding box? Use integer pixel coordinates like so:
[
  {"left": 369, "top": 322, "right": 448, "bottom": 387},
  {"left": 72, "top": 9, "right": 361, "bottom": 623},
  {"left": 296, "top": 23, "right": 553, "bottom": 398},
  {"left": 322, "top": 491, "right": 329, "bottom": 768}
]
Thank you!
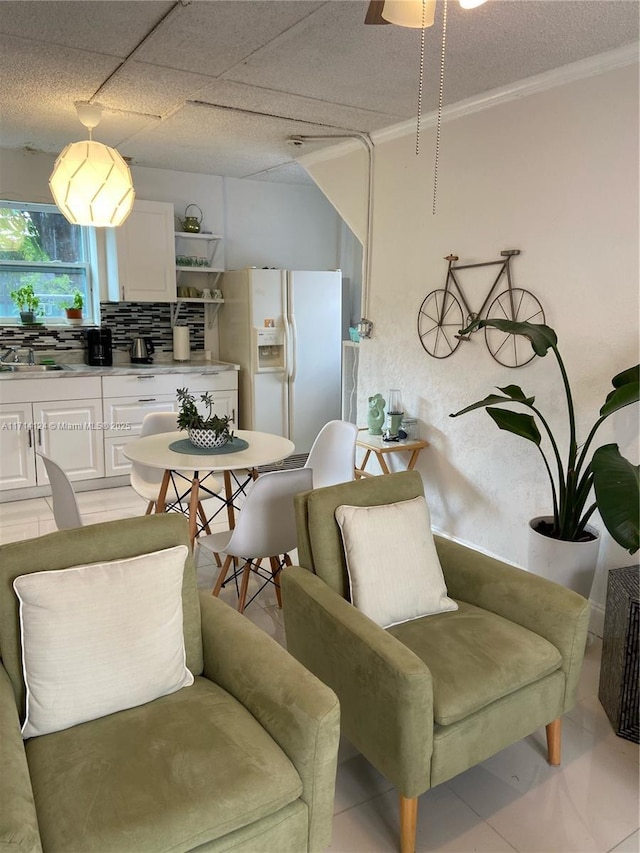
[
  {"left": 14, "top": 545, "right": 194, "bottom": 739},
  {"left": 335, "top": 496, "right": 458, "bottom": 628}
]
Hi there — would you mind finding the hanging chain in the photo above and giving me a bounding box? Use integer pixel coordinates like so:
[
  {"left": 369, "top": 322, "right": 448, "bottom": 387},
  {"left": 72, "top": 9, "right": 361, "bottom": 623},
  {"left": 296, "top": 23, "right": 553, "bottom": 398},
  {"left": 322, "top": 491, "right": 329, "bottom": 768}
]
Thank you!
[
  {"left": 415, "top": 0, "right": 427, "bottom": 155},
  {"left": 432, "top": 0, "right": 448, "bottom": 214}
]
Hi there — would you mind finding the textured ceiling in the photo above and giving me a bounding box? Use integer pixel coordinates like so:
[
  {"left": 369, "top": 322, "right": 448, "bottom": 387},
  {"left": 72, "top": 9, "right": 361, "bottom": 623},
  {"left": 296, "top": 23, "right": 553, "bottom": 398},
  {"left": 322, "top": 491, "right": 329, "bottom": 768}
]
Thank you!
[{"left": 0, "top": 0, "right": 638, "bottom": 185}]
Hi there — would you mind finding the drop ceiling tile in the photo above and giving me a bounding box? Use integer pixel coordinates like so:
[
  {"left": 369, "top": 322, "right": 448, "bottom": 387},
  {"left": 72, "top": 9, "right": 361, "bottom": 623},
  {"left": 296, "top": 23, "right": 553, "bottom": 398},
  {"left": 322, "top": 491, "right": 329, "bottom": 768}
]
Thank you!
[
  {"left": 189, "top": 79, "right": 405, "bottom": 132},
  {"left": 134, "top": 0, "right": 325, "bottom": 77},
  {"left": 0, "top": 0, "right": 174, "bottom": 56},
  {"left": 123, "top": 102, "right": 318, "bottom": 179},
  {"left": 98, "top": 61, "right": 214, "bottom": 117},
  {"left": 248, "top": 161, "right": 316, "bottom": 186}
]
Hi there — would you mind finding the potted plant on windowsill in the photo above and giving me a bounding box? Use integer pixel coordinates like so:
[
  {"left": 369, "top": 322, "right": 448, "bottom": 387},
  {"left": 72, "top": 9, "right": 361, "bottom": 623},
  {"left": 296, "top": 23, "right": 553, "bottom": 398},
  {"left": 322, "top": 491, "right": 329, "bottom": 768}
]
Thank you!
[
  {"left": 10, "top": 283, "right": 43, "bottom": 325},
  {"left": 62, "top": 290, "right": 83, "bottom": 325},
  {"left": 450, "top": 320, "right": 638, "bottom": 596},
  {"left": 177, "top": 387, "right": 234, "bottom": 449}
]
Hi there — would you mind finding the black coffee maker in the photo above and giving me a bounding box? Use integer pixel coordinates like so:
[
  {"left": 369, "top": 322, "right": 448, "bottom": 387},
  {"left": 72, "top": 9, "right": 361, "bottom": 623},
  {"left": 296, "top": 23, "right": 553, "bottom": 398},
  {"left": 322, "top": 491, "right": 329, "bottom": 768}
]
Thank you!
[{"left": 86, "top": 328, "right": 113, "bottom": 366}]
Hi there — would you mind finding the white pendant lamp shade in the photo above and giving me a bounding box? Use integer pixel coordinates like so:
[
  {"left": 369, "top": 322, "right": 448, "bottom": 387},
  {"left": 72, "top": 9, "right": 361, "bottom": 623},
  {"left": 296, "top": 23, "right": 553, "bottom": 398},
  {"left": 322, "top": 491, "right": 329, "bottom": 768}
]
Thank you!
[
  {"left": 49, "top": 140, "right": 135, "bottom": 227},
  {"left": 49, "top": 102, "right": 135, "bottom": 227},
  {"left": 381, "top": 0, "right": 436, "bottom": 28}
]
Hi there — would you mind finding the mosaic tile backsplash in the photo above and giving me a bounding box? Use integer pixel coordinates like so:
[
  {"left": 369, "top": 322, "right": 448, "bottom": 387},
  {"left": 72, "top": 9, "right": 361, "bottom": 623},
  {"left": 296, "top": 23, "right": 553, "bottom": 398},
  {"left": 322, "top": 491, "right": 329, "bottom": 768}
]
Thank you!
[{"left": 0, "top": 302, "right": 205, "bottom": 354}]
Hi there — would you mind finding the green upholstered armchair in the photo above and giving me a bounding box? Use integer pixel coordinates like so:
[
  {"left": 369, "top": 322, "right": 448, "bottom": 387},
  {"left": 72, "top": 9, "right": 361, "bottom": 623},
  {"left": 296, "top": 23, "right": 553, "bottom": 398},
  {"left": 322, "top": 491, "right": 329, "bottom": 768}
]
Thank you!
[
  {"left": 0, "top": 514, "right": 339, "bottom": 853},
  {"left": 281, "top": 471, "right": 590, "bottom": 853}
]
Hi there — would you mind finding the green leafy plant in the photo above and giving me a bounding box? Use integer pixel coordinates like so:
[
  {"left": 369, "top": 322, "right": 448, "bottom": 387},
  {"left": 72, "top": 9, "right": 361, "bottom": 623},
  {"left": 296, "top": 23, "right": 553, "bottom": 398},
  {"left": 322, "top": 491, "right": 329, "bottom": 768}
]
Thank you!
[
  {"left": 10, "top": 283, "right": 42, "bottom": 315},
  {"left": 62, "top": 290, "right": 83, "bottom": 311},
  {"left": 450, "top": 320, "right": 639, "bottom": 554},
  {"left": 176, "top": 388, "right": 233, "bottom": 438}
]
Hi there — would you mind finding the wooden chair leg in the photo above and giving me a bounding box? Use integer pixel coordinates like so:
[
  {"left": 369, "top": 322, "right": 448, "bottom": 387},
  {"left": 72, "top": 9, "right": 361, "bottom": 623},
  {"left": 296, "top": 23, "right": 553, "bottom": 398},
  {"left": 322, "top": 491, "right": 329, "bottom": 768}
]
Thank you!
[
  {"left": 269, "top": 556, "right": 283, "bottom": 608},
  {"left": 238, "top": 562, "right": 253, "bottom": 613},
  {"left": 399, "top": 794, "right": 418, "bottom": 853},
  {"left": 197, "top": 501, "right": 212, "bottom": 535},
  {"left": 145, "top": 501, "right": 154, "bottom": 515},
  {"left": 212, "top": 555, "right": 233, "bottom": 597},
  {"left": 546, "top": 718, "right": 561, "bottom": 765}
]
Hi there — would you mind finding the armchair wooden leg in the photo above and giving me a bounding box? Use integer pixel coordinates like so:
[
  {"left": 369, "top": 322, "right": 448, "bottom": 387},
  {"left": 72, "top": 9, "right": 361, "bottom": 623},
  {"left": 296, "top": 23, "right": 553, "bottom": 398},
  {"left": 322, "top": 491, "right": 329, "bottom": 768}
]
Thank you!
[
  {"left": 399, "top": 794, "right": 418, "bottom": 853},
  {"left": 546, "top": 718, "right": 562, "bottom": 765},
  {"left": 145, "top": 501, "right": 154, "bottom": 515}
]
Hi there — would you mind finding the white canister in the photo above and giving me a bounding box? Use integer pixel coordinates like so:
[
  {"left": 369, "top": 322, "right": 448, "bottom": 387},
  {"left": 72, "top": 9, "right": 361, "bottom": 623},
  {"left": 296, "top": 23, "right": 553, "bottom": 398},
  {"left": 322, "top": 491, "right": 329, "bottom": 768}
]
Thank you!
[{"left": 173, "top": 326, "right": 191, "bottom": 361}]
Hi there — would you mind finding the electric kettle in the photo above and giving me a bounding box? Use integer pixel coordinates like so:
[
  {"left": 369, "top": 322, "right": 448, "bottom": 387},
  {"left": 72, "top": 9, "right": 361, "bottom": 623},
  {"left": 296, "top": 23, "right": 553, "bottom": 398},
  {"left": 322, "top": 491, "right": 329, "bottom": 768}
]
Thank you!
[{"left": 130, "top": 336, "right": 154, "bottom": 364}]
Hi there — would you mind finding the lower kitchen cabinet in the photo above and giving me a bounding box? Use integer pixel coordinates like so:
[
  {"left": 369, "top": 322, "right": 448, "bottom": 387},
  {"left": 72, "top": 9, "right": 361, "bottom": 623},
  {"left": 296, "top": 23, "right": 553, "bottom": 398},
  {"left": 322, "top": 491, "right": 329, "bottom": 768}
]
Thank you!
[
  {"left": 34, "top": 399, "right": 104, "bottom": 482},
  {"left": 0, "top": 402, "right": 37, "bottom": 490},
  {"left": 0, "top": 370, "right": 238, "bottom": 494},
  {"left": 101, "top": 370, "right": 238, "bottom": 477},
  {"left": 0, "top": 383, "right": 104, "bottom": 491}
]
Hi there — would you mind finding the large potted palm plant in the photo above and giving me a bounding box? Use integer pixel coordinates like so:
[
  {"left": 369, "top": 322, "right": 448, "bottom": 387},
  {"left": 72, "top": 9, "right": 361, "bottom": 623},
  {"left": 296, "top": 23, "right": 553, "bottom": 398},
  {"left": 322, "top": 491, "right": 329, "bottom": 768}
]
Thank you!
[{"left": 450, "top": 320, "right": 638, "bottom": 596}]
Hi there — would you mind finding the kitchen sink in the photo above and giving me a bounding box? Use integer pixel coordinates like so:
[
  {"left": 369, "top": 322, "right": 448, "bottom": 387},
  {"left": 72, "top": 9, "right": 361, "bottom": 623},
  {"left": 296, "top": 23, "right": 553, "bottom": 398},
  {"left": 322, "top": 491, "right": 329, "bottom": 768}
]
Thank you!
[{"left": 0, "top": 363, "right": 69, "bottom": 372}]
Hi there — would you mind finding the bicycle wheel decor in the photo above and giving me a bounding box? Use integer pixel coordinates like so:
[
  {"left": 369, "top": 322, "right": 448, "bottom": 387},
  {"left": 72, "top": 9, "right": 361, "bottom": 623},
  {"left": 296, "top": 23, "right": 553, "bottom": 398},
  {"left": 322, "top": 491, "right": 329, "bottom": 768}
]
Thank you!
[
  {"left": 484, "top": 288, "right": 545, "bottom": 368},
  {"left": 417, "top": 289, "right": 464, "bottom": 359}
]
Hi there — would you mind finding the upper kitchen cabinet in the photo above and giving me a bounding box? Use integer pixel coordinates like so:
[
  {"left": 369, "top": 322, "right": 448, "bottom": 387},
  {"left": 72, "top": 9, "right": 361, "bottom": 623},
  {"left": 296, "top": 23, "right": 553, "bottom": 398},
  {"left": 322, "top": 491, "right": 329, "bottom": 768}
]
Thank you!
[{"left": 105, "top": 200, "right": 175, "bottom": 302}]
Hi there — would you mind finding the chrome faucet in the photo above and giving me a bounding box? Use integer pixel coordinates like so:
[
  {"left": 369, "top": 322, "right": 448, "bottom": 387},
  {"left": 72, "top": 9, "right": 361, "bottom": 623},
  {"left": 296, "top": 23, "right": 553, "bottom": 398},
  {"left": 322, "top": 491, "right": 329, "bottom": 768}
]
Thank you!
[{"left": 0, "top": 346, "right": 20, "bottom": 364}]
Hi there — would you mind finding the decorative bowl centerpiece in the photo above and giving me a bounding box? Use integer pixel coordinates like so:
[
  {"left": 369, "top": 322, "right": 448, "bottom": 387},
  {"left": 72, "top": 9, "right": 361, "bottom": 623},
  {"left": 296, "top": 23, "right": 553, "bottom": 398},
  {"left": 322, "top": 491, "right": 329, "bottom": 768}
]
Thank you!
[{"left": 177, "top": 387, "right": 233, "bottom": 450}]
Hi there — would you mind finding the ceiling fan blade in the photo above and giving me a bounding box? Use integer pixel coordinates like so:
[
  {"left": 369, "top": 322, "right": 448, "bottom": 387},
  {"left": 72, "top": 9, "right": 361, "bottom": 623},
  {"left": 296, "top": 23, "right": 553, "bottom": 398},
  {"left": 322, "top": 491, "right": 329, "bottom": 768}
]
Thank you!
[{"left": 364, "top": 1, "right": 390, "bottom": 25}]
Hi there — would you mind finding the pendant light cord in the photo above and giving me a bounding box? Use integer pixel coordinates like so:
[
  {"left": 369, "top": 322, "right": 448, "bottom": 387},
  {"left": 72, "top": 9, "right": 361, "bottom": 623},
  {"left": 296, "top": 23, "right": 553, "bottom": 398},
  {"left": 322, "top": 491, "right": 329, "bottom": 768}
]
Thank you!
[{"left": 432, "top": 0, "right": 448, "bottom": 214}]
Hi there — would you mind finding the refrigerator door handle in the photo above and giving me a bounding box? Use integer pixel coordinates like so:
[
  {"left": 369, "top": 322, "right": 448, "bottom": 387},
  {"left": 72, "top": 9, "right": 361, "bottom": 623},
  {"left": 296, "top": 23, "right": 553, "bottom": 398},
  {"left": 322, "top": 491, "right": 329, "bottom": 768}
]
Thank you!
[
  {"left": 282, "top": 313, "right": 292, "bottom": 378},
  {"left": 289, "top": 313, "right": 298, "bottom": 383}
]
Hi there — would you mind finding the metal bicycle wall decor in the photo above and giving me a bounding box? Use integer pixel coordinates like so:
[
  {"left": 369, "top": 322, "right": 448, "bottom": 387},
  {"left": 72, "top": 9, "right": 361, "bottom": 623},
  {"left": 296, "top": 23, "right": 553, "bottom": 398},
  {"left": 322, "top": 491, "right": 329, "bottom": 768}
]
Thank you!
[{"left": 416, "top": 250, "right": 545, "bottom": 368}]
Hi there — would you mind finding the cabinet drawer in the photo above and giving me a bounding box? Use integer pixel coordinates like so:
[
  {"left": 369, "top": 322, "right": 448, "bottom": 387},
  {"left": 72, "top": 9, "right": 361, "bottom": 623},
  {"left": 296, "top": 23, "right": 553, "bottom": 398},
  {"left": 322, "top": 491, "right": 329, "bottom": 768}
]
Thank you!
[
  {"left": 0, "top": 376, "right": 102, "bottom": 405},
  {"left": 102, "top": 371, "right": 237, "bottom": 399},
  {"left": 103, "top": 396, "right": 176, "bottom": 436}
]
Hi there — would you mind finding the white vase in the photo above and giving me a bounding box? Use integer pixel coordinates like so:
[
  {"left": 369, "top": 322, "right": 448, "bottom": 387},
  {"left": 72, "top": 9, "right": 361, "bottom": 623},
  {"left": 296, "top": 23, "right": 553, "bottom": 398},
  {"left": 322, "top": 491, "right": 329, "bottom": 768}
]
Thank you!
[{"left": 528, "top": 516, "right": 600, "bottom": 598}]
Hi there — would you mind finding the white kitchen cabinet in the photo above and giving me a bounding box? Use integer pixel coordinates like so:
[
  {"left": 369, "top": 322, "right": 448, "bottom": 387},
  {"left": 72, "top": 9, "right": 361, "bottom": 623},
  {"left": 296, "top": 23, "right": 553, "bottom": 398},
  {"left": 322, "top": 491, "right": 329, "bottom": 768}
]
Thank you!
[
  {"left": 102, "top": 370, "right": 238, "bottom": 477},
  {"left": 0, "top": 402, "right": 37, "bottom": 490},
  {"left": 0, "top": 377, "right": 104, "bottom": 491},
  {"left": 34, "top": 399, "right": 104, "bottom": 482},
  {"left": 105, "top": 200, "right": 176, "bottom": 303}
]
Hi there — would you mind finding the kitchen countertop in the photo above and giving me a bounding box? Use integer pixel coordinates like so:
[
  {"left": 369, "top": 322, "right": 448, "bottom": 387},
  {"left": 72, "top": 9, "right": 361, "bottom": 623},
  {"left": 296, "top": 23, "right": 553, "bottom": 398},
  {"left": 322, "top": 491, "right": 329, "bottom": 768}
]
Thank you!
[{"left": 0, "top": 359, "right": 240, "bottom": 380}]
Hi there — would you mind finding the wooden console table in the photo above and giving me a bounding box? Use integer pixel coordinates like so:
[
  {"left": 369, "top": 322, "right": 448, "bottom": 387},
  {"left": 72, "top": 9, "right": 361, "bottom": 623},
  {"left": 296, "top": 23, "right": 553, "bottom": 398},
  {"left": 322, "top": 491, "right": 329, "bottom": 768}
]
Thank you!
[{"left": 354, "top": 429, "right": 429, "bottom": 478}]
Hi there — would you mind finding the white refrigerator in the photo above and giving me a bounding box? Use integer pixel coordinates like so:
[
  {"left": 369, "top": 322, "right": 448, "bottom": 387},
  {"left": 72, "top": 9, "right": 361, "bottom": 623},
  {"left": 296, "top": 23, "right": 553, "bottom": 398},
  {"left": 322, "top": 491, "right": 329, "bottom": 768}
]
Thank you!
[{"left": 218, "top": 268, "right": 343, "bottom": 454}]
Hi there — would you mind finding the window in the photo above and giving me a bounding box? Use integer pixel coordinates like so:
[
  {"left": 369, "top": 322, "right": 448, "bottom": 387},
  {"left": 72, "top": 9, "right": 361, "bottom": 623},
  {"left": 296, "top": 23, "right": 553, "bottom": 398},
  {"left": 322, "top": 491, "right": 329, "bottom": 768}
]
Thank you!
[{"left": 0, "top": 201, "right": 95, "bottom": 324}]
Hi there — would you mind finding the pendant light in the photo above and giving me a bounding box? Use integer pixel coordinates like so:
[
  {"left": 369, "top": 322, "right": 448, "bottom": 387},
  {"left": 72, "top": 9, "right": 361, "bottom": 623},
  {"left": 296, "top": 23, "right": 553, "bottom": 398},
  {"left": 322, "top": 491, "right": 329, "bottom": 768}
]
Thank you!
[{"left": 49, "top": 102, "right": 135, "bottom": 227}]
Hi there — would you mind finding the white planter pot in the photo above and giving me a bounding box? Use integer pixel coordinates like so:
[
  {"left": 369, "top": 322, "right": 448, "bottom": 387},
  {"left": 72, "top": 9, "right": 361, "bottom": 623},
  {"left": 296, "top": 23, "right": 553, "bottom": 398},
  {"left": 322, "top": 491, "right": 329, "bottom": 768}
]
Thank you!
[
  {"left": 528, "top": 516, "right": 600, "bottom": 598},
  {"left": 188, "top": 428, "right": 230, "bottom": 450}
]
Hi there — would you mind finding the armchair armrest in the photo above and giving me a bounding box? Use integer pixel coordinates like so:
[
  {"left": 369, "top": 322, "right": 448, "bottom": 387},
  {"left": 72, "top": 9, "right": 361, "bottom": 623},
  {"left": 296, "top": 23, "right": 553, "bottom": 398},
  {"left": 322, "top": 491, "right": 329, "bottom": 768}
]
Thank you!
[
  {"left": 281, "top": 566, "right": 433, "bottom": 798},
  {"left": 0, "top": 663, "right": 42, "bottom": 853},
  {"left": 199, "top": 593, "right": 339, "bottom": 853},
  {"left": 435, "top": 535, "right": 590, "bottom": 711}
]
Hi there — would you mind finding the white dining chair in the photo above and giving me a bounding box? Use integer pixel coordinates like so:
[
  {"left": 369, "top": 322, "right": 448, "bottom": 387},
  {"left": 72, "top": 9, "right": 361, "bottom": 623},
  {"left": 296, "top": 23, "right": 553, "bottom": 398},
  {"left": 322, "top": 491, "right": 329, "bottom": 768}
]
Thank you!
[
  {"left": 304, "top": 420, "right": 358, "bottom": 488},
  {"left": 198, "top": 467, "right": 313, "bottom": 613},
  {"left": 129, "top": 412, "right": 222, "bottom": 538},
  {"left": 36, "top": 452, "right": 83, "bottom": 530}
]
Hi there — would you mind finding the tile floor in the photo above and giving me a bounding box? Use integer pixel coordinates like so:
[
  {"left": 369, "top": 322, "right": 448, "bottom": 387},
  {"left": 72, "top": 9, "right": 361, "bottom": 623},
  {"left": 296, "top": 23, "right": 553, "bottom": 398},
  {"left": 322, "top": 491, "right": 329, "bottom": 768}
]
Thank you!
[{"left": 1, "top": 484, "right": 638, "bottom": 853}]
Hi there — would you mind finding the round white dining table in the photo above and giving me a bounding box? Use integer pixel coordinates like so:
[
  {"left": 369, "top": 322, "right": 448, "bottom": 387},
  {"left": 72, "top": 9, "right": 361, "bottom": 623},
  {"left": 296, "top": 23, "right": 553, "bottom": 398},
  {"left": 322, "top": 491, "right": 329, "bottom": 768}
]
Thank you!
[{"left": 123, "top": 429, "right": 295, "bottom": 542}]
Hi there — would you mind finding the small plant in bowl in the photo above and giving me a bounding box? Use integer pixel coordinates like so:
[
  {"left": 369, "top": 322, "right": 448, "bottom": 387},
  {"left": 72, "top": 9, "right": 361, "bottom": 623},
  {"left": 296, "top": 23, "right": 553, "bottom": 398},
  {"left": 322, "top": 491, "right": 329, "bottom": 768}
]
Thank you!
[
  {"left": 62, "top": 290, "right": 83, "bottom": 324},
  {"left": 177, "top": 387, "right": 234, "bottom": 449},
  {"left": 10, "top": 283, "right": 42, "bottom": 324}
]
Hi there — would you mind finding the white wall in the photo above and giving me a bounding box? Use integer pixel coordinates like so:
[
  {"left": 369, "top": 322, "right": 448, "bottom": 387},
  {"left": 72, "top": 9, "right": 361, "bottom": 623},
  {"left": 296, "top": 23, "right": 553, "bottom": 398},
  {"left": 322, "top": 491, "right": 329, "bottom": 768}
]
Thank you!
[
  {"left": 305, "top": 60, "right": 639, "bottom": 626},
  {"left": 0, "top": 149, "right": 340, "bottom": 271}
]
